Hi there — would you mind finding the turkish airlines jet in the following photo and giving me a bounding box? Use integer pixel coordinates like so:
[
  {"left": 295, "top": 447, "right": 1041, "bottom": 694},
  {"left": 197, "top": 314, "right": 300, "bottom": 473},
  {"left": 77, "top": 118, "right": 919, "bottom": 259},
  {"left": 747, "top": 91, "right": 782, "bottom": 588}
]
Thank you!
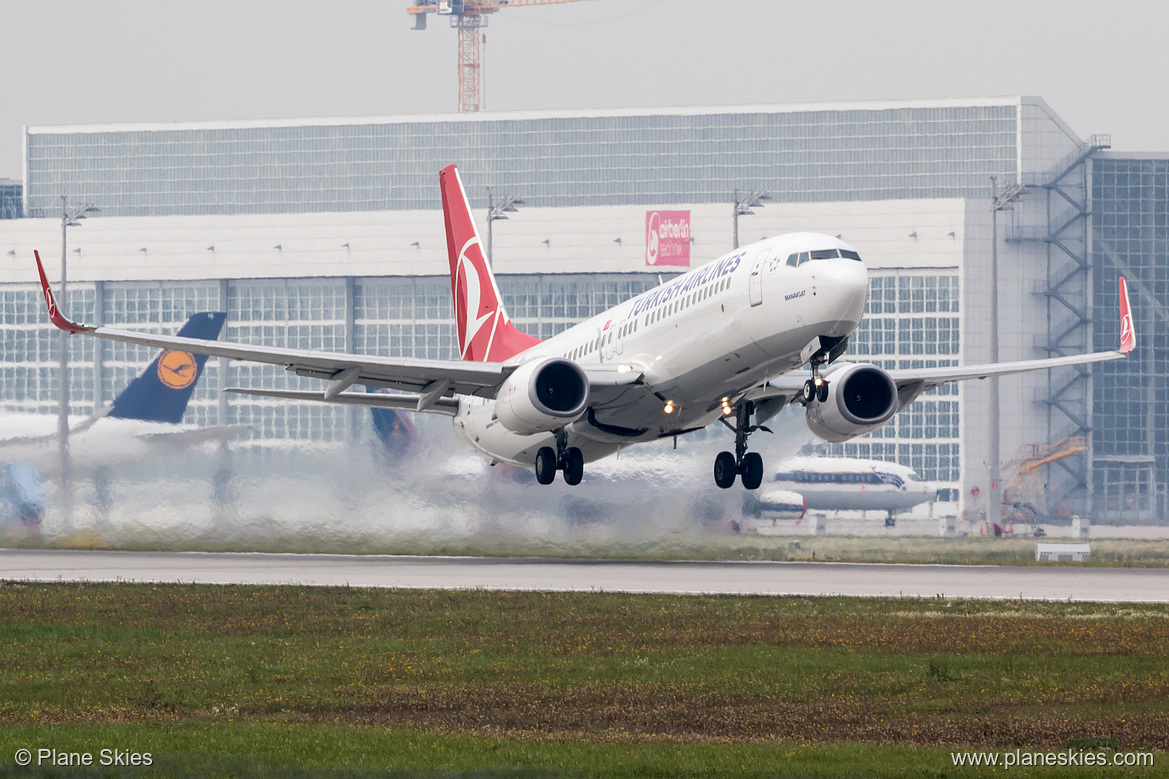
[{"left": 32, "top": 165, "right": 1137, "bottom": 490}]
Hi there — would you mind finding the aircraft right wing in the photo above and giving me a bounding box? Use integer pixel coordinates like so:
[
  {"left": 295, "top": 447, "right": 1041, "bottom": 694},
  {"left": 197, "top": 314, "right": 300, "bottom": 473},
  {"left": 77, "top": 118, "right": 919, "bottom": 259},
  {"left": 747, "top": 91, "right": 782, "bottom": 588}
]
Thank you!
[{"left": 756, "top": 277, "right": 1136, "bottom": 407}]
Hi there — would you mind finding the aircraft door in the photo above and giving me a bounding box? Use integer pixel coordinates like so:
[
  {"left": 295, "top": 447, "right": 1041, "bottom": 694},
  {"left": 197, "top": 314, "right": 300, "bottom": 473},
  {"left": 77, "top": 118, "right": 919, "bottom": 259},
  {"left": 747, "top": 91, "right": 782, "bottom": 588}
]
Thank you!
[{"left": 748, "top": 248, "right": 770, "bottom": 306}]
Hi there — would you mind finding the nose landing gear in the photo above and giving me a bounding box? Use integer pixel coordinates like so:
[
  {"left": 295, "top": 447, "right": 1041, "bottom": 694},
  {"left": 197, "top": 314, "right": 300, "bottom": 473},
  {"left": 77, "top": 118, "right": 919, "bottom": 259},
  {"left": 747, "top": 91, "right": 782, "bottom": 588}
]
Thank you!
[
  {"left": 535, "top": 429, "right": 584, "bottom": 486},
  {"left": 713, "top": 401, "right": 771, "bottom": 490}
]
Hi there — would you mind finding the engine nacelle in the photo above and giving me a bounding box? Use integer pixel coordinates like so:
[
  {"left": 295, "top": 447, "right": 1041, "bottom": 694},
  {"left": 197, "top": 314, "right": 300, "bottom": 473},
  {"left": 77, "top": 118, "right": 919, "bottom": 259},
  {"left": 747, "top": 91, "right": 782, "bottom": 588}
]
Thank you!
[
  {"left": 805, "top": 363, "right": 899, "bottom": 443},
  {"left": 494, "top": 357, "right": 590, "bottom": 435},
  {"left": 743, "top": 488, "right": 807, "bottom": 520}
]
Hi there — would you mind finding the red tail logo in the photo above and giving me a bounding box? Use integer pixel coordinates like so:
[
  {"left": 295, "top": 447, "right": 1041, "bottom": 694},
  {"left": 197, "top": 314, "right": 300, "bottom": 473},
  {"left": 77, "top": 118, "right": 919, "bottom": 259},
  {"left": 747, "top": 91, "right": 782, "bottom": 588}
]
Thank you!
[
  {"left": 1119, "top": 277, "right": 1136, "bottom": 354},
  {"left": 440, "top": 165, "right": 540, "bottom": 362}
]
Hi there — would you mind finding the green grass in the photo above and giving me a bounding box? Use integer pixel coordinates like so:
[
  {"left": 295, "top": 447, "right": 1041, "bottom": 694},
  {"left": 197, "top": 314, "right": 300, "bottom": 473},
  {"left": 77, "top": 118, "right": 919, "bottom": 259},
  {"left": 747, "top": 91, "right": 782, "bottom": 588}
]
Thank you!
[
  {"left": 1, "top": 582, "right": 1166, "bottom": 776},
  {"left": 10, "top": 526, "right": 1169, "bottom": 567}
]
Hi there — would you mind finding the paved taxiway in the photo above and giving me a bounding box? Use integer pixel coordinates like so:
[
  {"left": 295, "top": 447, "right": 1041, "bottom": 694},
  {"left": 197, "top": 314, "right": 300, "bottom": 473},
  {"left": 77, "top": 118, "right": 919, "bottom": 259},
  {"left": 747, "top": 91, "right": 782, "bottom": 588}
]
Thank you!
[{"left": 3, "top": 549, "right": 1168, "bottom": 602}]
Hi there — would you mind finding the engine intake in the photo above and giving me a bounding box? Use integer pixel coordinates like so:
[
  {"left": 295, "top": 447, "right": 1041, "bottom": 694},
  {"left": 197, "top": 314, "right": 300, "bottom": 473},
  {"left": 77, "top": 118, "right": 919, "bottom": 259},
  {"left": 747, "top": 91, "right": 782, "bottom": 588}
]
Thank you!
[
  {"left": 805, "top": 363, "right": 899, "bottom": 442},
  {"left": 495, "top": 357, "right": 590, "bottom": 435}
]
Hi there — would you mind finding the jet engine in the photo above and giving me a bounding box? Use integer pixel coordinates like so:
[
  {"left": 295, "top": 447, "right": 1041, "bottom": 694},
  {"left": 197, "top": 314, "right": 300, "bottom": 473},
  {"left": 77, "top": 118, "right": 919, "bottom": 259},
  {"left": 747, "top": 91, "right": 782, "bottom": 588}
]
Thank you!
[
  {"left": 805, "top": 363, "right": 899, "bottom": 442},
  {"left": 495, "top": 357, "right": 590, "bottom": 435}
]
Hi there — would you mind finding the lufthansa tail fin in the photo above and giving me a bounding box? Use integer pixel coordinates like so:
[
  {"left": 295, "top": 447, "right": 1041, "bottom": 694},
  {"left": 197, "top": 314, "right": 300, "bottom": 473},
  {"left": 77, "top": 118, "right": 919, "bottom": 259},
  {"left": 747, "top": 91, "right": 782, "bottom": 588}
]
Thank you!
[
  {"left": 107, "top": 312, "right": 227, "bottom": 424},
  {"left": 439, "top": 164, "right": 541, "bottom": 362}
]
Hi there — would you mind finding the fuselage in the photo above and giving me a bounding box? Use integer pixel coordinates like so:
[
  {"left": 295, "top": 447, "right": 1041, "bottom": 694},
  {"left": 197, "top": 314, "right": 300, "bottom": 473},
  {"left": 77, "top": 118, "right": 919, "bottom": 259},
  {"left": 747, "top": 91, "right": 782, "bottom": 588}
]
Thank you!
[
  {"left": 765, "top": 456, "right": 936, "bottom": 514},
  {"left": 0, "top": 412, "right": 201, "bottom": 477},
  {"left": 454, "top": 233, "right": 870, "bottom": 467}
]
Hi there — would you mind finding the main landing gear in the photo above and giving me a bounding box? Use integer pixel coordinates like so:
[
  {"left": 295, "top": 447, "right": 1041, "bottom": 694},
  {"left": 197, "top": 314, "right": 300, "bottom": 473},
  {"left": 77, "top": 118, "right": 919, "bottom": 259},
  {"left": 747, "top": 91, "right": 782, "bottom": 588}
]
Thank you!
[
  {"left": 714, "top": 401, "right": 771, "bottom": 490},
  {"left": 535, "top": 429, "right": 584, "bottom": 486}
]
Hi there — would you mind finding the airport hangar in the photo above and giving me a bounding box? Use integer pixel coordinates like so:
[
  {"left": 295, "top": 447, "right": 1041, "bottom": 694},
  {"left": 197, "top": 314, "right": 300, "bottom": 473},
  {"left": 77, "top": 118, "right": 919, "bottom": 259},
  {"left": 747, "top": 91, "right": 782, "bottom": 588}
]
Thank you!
[{"left": 0, "top": 96, "right": 1164, "bottom": 523}]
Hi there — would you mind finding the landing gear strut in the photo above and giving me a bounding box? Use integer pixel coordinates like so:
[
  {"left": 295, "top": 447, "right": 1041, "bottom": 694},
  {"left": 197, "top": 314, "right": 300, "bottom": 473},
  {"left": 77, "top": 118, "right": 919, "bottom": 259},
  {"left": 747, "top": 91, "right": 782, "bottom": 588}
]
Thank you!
[
  {"left": 800, "top": 361, "right": 830, "bottom": 405},
  {"left": 714, "top": 401, "right": 770, "bottom": 490},
  {"left": 535, "top": 429, "right": 584, "bottom": 486}
]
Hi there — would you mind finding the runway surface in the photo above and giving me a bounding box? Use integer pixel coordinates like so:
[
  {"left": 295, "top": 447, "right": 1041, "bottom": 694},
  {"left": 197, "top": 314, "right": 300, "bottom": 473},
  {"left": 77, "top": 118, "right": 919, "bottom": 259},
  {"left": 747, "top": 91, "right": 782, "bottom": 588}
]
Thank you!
[{"left": 3, "top": 548, "right": 1169, "bottom": 602}]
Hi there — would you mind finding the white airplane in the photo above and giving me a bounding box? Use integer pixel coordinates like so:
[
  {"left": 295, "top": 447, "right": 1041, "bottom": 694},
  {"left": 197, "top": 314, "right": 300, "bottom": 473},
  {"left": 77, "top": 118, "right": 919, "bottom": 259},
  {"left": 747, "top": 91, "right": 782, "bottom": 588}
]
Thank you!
[
  {"left": 0, "top": 312, "right": 239, "bottom": 475},
  {"left": 32, "top": 165, "right": 1137, "bottom": 490},
  {"left": 748, "top": 457, "right": 935, "bottom": 526}
]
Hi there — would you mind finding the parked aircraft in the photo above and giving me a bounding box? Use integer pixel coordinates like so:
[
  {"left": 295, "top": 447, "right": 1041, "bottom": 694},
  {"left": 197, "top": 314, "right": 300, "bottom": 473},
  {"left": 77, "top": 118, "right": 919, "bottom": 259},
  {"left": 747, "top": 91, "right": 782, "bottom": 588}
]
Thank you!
[
  {"left": 745, "top": 457, "right": 934, "bottom": 526},
  {"left": 33, "top": 165, "right": 1136, "bottom": 490},
  {"left": 1, "top": 312, "right": 238, "bottom": 526}
]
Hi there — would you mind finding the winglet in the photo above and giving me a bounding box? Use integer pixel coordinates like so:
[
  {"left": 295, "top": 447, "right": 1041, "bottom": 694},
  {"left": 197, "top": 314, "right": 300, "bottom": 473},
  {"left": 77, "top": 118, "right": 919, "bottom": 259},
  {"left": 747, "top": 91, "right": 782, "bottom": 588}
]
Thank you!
[
  {"left": 33, "top": 250, "right": 94, "bottom": 334},
  {"left": 1119, "top": 276, "right": 1136, "bottom": 354}
]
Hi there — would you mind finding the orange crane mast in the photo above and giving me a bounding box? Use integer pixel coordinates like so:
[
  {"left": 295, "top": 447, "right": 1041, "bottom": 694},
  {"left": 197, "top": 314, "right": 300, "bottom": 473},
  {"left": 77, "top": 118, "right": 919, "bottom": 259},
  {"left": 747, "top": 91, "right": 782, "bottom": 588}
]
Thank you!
[{"left": 407, "top": 0, "right": 594, "bottom": 113}]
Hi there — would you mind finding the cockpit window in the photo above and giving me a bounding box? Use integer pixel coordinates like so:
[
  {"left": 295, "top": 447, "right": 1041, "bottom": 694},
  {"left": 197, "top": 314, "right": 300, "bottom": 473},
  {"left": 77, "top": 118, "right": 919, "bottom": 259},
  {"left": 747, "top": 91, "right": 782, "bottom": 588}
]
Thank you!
[
  {"left": 840, "top": 249, "right": 862, "bottom": 261},
  {"left": 798, "top": 251, "right": 809, "bottom": 266},
  {"left": 810, "top": 249, "right": 839, "bottom": 260},
  {"left": 786, "top": 253, "right": 799, "bottom": 267}
]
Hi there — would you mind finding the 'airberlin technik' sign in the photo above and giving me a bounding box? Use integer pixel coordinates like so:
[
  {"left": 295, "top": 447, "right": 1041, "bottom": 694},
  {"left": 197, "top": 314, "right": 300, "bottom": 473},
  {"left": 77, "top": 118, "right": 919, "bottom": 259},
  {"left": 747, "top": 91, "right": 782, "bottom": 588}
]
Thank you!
[{"left": 645, "top": 210, "right": 691, "bottom": 267}]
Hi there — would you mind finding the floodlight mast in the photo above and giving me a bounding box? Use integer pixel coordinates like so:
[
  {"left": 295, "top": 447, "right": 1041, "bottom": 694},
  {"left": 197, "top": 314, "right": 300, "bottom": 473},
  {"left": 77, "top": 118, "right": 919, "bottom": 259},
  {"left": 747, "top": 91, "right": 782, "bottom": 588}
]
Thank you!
[
  {"left": 57, "top": 196, "right": 99, "bottom": 520},
  {"left": 485, "top": 188, "right": 524, "bottom": 267},
  {"left": 732, "top": 188, "right": 770, "bottom": 250},
  {"left": 987, "top": 176, "right": 1027, "bottom": 530}
]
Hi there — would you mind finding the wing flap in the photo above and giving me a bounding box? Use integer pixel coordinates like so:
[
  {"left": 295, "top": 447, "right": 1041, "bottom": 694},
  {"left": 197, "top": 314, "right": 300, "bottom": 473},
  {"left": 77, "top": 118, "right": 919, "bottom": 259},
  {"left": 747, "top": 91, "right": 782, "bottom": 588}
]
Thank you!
[{"left": 225, "top": 388, "right": 461, "bottom": 416}]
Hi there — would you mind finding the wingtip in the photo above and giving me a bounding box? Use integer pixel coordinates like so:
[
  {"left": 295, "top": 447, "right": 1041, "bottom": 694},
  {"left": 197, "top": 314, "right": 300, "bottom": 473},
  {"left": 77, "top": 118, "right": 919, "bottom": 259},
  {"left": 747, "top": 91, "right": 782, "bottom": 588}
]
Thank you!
[
  {"left": 33, "top": 249, "right": 94, "bottom": 335},
  {"left": 1119, "top": 276, "right": 1135, "bottom": 354}
]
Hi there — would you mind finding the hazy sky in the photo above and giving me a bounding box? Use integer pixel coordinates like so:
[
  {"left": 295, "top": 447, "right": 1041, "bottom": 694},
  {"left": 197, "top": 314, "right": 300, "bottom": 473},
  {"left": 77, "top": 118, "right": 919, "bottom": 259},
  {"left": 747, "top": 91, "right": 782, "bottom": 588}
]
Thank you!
[{"left": 5, "top": 0, "right": 1168, "bottom": 179}]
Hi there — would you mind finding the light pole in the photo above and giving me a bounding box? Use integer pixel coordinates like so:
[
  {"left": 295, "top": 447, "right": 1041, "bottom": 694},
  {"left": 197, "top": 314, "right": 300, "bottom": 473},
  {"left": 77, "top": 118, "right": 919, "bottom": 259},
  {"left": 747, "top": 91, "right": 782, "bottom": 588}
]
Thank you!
[
  {"left": 57, "top": 196, "right": 99, "bottom": 519},
  {"left": 486, "top": 189, "right": 524, "bottom": 267},
  {"left": 987, "top": 176, "right": 1026, "bottom": 529},
  {"left": 733, "top": 188, "right": 770, "bottom": 249}
]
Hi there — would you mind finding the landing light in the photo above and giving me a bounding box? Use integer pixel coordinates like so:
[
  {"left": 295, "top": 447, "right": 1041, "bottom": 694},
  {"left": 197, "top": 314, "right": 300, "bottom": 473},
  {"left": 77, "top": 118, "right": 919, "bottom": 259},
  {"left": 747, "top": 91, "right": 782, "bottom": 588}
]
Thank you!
[
  {"left": 617, "top": 364, "right": 633, "bottom": 373},
  {"left": 663, "top": 400, "right": 675, "bottom": 414}
]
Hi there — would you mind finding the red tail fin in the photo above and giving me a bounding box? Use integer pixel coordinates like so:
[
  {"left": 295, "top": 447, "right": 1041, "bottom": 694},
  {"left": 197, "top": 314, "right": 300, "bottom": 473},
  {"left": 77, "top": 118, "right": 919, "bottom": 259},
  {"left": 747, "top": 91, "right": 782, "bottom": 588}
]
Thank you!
[
  {"left": 439, "top": 164, "right": 541, "bottom": 362},
  {"left": 1119, "top": 276, "right": 1136, "bottom": 354}
]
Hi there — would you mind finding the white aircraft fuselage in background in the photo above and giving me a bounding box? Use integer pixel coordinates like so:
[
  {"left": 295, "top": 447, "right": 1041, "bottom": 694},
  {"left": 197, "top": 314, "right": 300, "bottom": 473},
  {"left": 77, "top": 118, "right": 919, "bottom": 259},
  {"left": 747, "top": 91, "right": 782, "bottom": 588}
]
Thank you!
[
  {"left": 0, "top": 414, "right": 229, "bottom": 478},
  {"left": 763, "top": 456, "right": 936, "bottom": 515}
]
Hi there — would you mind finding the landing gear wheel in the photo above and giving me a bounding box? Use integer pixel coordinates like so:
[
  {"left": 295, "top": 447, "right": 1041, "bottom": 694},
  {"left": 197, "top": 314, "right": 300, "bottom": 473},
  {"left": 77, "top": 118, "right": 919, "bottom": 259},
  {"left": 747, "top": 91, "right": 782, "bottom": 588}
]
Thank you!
[
  {"left": 714, "top": 451, "right": 738, "bottom": 489},
  {"left": 563, "top": 447, "right": 584, "bottom": 486},
  {"left": 740, "top": 452, "right": 764, "bottom": 490},
  {"left": 884, "top": 516, "right": 896, "bottom": 528},
  {"left": 535, "top": 446, "right": 558, "bottom": 485},
  {"left": 817, "top": 382, "right": 829, "bottom": 403},
  {"left": 801, "top": 379, "right": 816, "bottom": 404}
]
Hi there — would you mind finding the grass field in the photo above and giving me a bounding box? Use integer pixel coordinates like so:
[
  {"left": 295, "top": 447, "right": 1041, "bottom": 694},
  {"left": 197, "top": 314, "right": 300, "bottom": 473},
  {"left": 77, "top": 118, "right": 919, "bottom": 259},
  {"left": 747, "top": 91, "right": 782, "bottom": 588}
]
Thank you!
[
  {"left": 10, "top": 525, "right": 1169, "bottom": 568},
  {"left": 1, "top": 582, "right": 1166, "bottom": 777}
]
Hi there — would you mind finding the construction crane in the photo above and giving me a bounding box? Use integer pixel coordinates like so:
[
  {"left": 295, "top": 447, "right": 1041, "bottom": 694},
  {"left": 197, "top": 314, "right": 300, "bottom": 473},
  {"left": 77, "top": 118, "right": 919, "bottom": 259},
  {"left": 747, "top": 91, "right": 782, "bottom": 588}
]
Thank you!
[
  {"left": 1002, "top": 436, "right": 1089, "bottom": 522},
  {"left": 407, "top": 0, "right": 594, "bottom": 113},
  {"left": 960, "top": 436, "right": 1089, "bottom": 533}
]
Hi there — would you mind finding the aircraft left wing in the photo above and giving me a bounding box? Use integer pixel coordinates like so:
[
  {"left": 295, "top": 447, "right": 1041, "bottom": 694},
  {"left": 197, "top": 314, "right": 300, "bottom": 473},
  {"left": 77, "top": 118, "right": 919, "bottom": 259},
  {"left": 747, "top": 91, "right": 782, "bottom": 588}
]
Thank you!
[
  {"left": 34, "top": 251, "right": 642, "bottom": 406},
  {"left": 755, "top": 276, "right": 1136, "bottom": 406},
  {"left": 35, "top": 250, "right": 515, "bottom": 399}
]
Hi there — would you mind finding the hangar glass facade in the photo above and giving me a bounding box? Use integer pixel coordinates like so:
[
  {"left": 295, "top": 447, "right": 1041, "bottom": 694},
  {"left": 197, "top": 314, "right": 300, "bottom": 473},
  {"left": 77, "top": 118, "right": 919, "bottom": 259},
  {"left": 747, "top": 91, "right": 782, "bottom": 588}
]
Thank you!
[
  {"left": 25, "top": 104, "right": 1018, "bottom": 218},
  {"left": 0, "top": 179, "right": 21, "bottom": 219},
  {"left": 1091, "top": 156, "right": 1169, "bottom": 521}
]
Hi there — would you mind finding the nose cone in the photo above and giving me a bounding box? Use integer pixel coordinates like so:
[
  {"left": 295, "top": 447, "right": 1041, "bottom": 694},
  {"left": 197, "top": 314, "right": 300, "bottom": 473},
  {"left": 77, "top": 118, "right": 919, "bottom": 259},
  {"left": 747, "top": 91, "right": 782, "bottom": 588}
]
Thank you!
[{"left": 818, "top": 258, "right": 869, "bottom": 336}]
